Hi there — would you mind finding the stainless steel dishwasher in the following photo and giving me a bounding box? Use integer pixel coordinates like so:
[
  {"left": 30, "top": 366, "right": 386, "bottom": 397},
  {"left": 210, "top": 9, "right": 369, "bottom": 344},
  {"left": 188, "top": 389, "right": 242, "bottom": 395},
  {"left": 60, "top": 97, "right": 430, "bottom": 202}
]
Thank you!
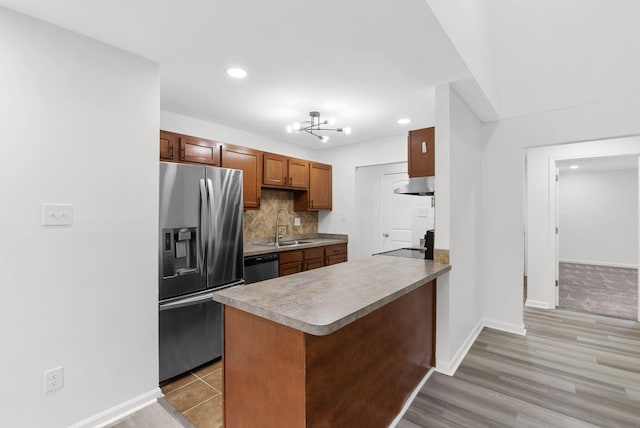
[{"left": 244, "top": 253, "right": 279, "bottom": 284}]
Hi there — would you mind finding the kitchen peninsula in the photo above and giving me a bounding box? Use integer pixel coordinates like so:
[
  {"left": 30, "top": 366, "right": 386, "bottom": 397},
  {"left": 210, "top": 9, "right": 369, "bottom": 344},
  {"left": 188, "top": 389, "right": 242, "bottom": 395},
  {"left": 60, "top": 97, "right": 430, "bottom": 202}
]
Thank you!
[{"left": 213, "top": 255, "right": 451, "bottom": 427}]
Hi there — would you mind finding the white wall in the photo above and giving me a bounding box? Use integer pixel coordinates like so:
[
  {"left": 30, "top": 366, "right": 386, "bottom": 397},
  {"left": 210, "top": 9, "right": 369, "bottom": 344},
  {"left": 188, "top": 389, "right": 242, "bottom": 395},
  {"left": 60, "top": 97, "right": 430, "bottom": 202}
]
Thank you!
[
  {"left": 559, "top": 168, "right": 638, "bottom": 268},
  {"left": 161, "top": 110, "right": 317, "bottom": 162},
  {"left": 525, "top": 139, "right": 640, "bottom": 309},
  {"left": 434, "top": 85, "right": 486, "bottom": 374},
  {"left": 482, "top": 92, "right": 640, "bottom": 323},
  {"left": 425, "top": 0, "right": 500, "bottom": 121},
  {"left": 0, "top": 7, "right": 160, "bottom": 428}
]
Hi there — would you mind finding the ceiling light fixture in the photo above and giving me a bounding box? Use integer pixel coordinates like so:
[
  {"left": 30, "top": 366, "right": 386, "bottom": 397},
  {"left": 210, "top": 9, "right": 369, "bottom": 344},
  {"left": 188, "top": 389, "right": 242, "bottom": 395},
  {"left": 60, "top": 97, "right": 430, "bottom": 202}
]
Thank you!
[
  {"left": 286, "top": 111, "right": 351, "bottom": 143},
  {"left": 227, "top": 67, "right": 247, "bottom": 78},
  {"left": 569, "top": 165, "right": 579, "bottom": 169},
  {"left": 398, "top": 118, "right": 411, "bottom": 125}
]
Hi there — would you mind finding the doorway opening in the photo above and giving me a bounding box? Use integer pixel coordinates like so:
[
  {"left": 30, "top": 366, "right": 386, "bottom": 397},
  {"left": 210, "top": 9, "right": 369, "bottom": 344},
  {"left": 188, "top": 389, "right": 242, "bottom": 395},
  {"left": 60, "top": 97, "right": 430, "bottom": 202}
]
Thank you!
[
  {"left": 354, "top": 162, "right": 434, "bottom": 260},
  {"left": 555, "top": 156, "right": 639, "bottom": 320}
]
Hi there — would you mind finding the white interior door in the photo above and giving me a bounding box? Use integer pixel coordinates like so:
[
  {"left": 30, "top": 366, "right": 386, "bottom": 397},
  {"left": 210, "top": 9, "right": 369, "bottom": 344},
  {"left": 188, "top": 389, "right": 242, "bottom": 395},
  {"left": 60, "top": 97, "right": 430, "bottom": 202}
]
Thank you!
[{"left": 382, "top": 173, "right": 432, "bottom": 251}]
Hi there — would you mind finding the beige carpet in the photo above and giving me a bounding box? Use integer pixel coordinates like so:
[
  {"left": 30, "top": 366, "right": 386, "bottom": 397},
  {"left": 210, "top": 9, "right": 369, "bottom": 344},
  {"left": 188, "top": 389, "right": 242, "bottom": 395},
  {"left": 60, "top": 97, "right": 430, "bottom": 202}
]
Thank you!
[{"left": 559, "top": 262, "right": 638, "bottom": 320}]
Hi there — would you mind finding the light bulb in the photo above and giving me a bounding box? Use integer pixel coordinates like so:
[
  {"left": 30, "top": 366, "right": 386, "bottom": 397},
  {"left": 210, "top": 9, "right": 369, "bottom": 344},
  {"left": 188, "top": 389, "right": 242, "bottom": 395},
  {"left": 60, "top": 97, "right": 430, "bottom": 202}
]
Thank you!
[
  {"left": 327, "top": 117, "right": 336, "bottom": 125},
  {"left": 320, "top": 135, "right": 329, "bottom": 143},
  {"left": 227, "top": 67, "right": 247, "bottom": 79},
  {"left": 343, "top": 127, "right": 352, "bottom": 135},
  {"left": 286, "top": 125, "right": 293, "bottom": 133},
  {"left": 292, "top": 122, "right": 301, "bottom": 131}
]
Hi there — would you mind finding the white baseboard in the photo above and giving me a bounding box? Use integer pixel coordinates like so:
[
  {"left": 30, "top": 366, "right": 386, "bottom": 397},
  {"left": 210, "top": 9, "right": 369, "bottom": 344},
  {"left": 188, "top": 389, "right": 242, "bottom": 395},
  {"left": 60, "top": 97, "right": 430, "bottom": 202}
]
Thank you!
[
  {"left": 559, "top": 259, "right": 638, "bottom": 269},
  {"left": 525, "top": 299, "right": 554, "bottom": 309},
  {"left": 388, "top": 368, "right": 434, "bottom": 428},
  {"left": 483, "top": 318, "right": 527, "bottom": 336},
  {"left": 69, "top": 387, "right": 162, "bottom": 428},
  {"left": 435, "top": 318, "right": 484, "bottom": 376},
  {"left": 434, "top": 317, "right": 527, "bottom": 377}
]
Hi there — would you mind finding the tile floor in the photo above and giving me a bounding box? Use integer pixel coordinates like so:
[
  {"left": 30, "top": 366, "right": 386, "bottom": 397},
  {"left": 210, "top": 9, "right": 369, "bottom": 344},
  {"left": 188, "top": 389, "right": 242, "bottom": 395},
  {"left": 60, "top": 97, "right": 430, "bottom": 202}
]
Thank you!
[{"left": 160, "top": 358, "right": 223, "bottom": 428}]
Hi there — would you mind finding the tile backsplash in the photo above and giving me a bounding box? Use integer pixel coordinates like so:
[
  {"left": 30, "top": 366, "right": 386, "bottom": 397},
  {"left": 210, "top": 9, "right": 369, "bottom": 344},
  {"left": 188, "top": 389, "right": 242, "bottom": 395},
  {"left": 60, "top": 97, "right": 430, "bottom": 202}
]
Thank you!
[{"left": 243, "top": 188, "right": 318, "bottom": 242}]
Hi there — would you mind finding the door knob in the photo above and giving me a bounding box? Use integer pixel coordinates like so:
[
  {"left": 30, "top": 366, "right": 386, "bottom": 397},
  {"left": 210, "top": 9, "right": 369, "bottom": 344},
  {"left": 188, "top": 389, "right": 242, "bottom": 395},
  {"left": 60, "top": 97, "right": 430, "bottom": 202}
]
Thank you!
[{"left": 383, "top": 233, "right": 389, "bottom": 238}]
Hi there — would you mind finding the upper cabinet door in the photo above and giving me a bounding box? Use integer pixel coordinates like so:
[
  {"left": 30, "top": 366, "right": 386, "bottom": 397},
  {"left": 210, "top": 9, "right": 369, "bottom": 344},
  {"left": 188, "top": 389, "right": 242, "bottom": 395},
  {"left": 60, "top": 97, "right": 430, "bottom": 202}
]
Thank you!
[
  {"left": 295, "top": 162, "right": 332, "bottom": 211},
  {"left": 221, "top": 144, "right": 262, "bottom": 209},
  {"left": 408, "top": 127, "right": 434, "bottom": 178},
  {"left": 288, "top": 158, "right": 309, "bottom": 189},
  {"left": 308, "top": 162, "right": 332, "bottom": 209},
  {"left": 263, "top": 152, "right": 288, "bottom": 187},
  {"left": 180, "top": 135, "right": 220, "bottom": 166},
  {"left": 160, "top": 130, "right": 178, "bottom": 161}
]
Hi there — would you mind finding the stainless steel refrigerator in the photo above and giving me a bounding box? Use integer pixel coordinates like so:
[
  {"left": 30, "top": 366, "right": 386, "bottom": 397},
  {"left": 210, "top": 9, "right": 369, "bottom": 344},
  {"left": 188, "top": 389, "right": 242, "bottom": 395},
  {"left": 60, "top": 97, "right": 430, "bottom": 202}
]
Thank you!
[{"left": 159, "top": 162, "right": 243, "bottom": 382}]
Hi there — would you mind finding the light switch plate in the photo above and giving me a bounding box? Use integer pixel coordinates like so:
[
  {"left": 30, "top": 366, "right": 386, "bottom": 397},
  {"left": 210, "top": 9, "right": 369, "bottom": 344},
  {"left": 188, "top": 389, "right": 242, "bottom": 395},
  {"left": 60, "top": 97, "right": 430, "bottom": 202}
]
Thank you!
[
  {"left": 42, "top": 203, "right": 73, "bottom": 226},
  {"left": 294, "top": 217, "right": 301, "bottom": 226}
]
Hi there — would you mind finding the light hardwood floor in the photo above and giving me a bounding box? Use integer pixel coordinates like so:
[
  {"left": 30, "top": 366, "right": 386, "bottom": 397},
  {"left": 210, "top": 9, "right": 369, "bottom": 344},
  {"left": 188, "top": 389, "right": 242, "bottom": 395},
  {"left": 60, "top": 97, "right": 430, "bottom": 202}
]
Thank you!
[{"left": 399, "top": 307, "right": 640, "bottom": 427}]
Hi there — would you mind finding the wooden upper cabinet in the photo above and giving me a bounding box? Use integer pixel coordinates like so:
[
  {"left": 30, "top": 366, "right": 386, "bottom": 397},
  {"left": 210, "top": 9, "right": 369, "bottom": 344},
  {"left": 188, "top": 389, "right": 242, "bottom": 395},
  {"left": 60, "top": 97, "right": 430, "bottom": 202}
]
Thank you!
[
  {"left": 160, "top": 130, "right": 179, "bottom": 161},
  {"left": 221, "top": 144, "right": 262, "bottom": 209},
  {"left": 263, "top": 153, "right": 288, "bottom": 187},
  {"left": 295, "top": 162, "right": 332, "bottom": 211},
  {"left": 288, "top": 158, "right": 308, "bottom": 189},
  {"left": 179, "top": 135, "right": 220, "bottom": 166},
  {"left": 262, "top": 153, "right": 309, "bottom": 190},
  {"left": 408, "top": 127, "right": 434, "bottom": 178}
]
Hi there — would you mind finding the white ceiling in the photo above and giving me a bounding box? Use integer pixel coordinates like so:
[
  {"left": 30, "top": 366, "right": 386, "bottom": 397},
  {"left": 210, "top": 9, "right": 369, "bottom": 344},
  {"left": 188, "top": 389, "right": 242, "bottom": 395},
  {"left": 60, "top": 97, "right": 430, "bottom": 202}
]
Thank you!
[
  {"left": 2, "top": 1, "right": 640, "bottom": 149},
  {"left": 487, "top": 0, "right": 640, "bottom": 119}
]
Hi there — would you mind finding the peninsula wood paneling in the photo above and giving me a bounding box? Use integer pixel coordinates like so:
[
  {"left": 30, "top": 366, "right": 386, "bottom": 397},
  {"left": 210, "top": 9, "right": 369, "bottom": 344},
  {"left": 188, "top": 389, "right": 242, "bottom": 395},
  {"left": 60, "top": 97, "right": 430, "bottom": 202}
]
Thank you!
[
  {"left": 221, "top": 280, "right": 436, "bottom": 428},
  {"left": 305, "top": 281, "right": 435, "bottom": 427},
  {"left": 223, "top": 307, "right": 305, "bottom": 428}
]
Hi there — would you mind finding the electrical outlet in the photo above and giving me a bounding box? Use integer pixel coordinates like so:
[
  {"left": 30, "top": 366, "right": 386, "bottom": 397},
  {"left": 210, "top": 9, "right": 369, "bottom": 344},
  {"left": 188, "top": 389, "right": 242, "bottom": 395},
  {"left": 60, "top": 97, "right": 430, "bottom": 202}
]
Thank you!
[
  {"left": 416, "top": 207, "right": 428, "bottom": 217},
  {"left": 294, "top": 217, "right": 301, "bottom": 226},
  {"left": 44, "top": 366, "right": 64, "bottom": 393}
]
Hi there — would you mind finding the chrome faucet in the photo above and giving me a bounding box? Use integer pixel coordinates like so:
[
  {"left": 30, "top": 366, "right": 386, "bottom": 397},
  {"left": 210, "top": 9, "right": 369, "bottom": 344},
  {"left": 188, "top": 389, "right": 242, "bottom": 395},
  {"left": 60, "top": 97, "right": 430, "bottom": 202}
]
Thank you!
[{"left": 275, "top": 208, "right": 289, "bottom": 248}]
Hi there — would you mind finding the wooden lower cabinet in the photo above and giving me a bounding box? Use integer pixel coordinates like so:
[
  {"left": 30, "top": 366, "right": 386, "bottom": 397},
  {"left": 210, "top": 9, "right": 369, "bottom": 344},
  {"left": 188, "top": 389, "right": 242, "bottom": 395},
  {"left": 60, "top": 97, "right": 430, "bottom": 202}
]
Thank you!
[
  {"left": 303, "top": 247, "right": 324, "bottom": 270},
  {"left": 279, "top": 244, "right": 346, "bottom": 276},
  {"left": 223, "top": 280, "right": 437, "bottom": 427},
  {"left": 324, "top": 243, "right": 347, "bottom": 265},
  {"left": 279, "top": 250, "right": 304, "bottom": 277}
]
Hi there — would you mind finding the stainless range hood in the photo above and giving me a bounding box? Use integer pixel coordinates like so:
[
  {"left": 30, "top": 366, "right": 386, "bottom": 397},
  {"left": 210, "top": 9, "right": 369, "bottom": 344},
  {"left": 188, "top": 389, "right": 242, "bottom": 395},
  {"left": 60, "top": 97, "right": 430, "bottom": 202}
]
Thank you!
[{"left": 394, "top": 176, "right": 435, "bottom": 196}]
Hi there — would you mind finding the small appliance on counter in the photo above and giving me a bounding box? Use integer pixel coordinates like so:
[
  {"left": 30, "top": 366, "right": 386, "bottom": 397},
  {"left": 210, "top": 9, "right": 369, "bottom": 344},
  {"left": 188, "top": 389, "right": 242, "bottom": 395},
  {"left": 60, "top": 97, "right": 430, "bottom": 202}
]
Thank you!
[{"left": 424, "top": 229, "right": 434, "bottom": 260}]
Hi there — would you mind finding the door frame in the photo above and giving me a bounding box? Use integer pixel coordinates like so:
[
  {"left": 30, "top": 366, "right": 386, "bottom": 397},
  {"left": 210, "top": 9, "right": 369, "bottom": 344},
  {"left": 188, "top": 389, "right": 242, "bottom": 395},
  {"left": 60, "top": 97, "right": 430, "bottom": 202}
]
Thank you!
[{"left": 550, "top": 154, "right": 640, "bottom": 320}]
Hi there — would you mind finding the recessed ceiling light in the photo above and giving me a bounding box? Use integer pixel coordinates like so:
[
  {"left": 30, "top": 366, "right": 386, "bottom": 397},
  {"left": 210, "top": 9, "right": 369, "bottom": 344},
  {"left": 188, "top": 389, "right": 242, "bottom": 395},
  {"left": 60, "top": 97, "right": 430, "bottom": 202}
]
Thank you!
[
  {"left": 397, "top": 118, "right": 411, "bottom": 125},
  {"left": 227, "top": 67, "right": 247, "bottom": 79},
  {"left": 569, "top": 165, "right": 579, "bottom": 169}
]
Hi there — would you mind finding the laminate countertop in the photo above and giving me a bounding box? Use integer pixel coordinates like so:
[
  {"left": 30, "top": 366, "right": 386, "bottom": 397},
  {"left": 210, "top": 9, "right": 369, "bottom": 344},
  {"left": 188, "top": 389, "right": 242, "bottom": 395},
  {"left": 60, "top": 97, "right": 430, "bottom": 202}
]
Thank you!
[
  {"left": 212, "top": 255, "right": 451, "bottom": 336},
  {"left": 243, "top": 234, "right": 348, "bottom": 257}
]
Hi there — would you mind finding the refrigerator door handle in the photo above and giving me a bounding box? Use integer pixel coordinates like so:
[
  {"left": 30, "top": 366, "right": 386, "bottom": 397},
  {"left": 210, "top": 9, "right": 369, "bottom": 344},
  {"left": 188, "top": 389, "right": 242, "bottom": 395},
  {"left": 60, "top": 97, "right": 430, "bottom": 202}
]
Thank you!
[
  {"left": 199, "top": 178, "right": 208, "bottom": 279},
  {"left": 206, "top": 178, "right": 215, "bottom": 274},
  {"left": 159, "top": 291, "right": 215, "bottom": 311}
]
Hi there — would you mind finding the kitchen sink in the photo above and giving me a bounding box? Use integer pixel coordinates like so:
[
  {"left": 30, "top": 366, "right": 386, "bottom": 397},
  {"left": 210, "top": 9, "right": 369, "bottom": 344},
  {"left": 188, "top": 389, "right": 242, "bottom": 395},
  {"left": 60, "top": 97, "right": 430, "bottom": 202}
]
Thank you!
[{"left": 256, "top": 240, "right": 313, "bottom": 248}]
